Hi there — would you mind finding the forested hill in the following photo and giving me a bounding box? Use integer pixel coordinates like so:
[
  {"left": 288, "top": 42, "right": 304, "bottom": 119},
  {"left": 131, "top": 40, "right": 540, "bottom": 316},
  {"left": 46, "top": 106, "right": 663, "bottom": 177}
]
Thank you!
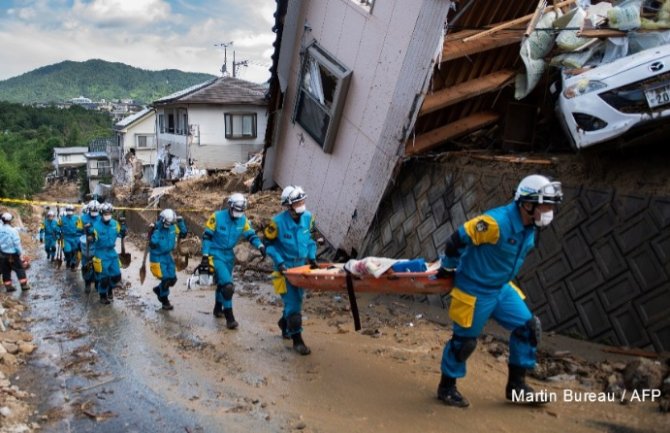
[{"left": 0, "top": 59, "right": 216, "bottom": 104}]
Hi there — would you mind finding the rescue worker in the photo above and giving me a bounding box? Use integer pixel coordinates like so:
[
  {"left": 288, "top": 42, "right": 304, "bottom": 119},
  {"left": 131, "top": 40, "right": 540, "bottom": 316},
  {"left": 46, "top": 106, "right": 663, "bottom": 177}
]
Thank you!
[
  {"left": 0, "top": 212, "right": 30, "bottom": 291},
  {"left": 264, "top": 186, "right": 318, "bottom": 356},
  {"left": 80, "top": 200, "right": 100, "bottom": 292},
  {"left": 149, "top": 208, "right": 187, "bottom": 310},
  {"left": 59, "top": 204, "right": 82, "bottom": 271},
  {"left": 201, "top": 193, "right": 265, "bottom": 329},
  {"left": 39, "top": 210, "right": 61, "bottom": 261},
  {"left": 435, "top": 174, "right": 563, "bottom": 407},
  {"left": 89, "top": 203, "right": 127, "bottom": 305}
]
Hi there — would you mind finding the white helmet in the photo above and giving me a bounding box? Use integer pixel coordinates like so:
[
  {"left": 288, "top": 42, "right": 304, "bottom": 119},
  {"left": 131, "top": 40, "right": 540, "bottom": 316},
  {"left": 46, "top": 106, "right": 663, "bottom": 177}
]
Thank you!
[
  {"left": 160, "top": 208, "right": 177, "bottom": 224},
  {"left": 47, "top": 210, "right": 56, "bottom": 217},
  {"left": 281, "top": 185, "right": 307, "bottom": 206},
  {"left": 228, "top": 193, "right": 248, "bottom": 212},
  {"left": 88, "top": 200, "right": 100, "bottom": 213},
  {"left": 514, "top": 175, "right": 563, "bottom": 204},
  {"left": 1, "top": 212, "right": 12, "bottom": 224},
  {"left": 100, "top": 203, "right": 113, "bottom": 215}
]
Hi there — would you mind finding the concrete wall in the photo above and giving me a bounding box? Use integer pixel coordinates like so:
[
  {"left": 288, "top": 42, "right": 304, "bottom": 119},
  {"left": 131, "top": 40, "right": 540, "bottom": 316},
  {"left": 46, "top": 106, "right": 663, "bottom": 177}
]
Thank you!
[
  {"left": 270, "top": 0, "right": 451, "bottom": 251},
  {"left": 362, "top": 158, "right": 670, "bottom": 352}
]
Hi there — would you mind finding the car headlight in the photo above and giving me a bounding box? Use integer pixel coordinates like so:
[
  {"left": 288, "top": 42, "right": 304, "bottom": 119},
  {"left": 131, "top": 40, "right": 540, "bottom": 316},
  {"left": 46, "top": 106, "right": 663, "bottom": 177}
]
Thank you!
[{"left": 563, "top": 79, "right": 607, "bottom": 99}]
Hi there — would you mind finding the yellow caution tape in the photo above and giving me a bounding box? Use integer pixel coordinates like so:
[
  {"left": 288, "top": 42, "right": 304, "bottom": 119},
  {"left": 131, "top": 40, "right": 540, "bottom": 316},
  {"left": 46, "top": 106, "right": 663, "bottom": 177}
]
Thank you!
[{"left": 0, "top": 197, "right": 212, "bottom": 213}]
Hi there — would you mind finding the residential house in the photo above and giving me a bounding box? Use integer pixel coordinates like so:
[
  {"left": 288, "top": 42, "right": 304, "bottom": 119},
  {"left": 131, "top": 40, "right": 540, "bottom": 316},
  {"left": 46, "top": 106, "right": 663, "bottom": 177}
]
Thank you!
[
  {"left": 152, "top": 77, "right": 268, "bottom": 183},
  {"left": 263, "top": 0, "right": 451, "bottom": 253},
  {"left": 114, "top": 108, "right": 157, "bottom": 184},
  {"left": 52, "top": 146, "right": 87, "bottom": 180},
  {"left": 85, "top": 137, "right": 119, "bottom": 196}
]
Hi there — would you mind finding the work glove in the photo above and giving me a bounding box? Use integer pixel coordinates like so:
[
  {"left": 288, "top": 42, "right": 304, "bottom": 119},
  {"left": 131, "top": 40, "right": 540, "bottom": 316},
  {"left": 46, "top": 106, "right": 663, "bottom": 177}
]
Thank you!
[
  {"left": 435, "top": 267, "right": 454, "bottom": 279},
  {"left": 278, "top": 263, "right": 288, "bottom": 274},
  {"left": 201, "top": 255, "right": 210, "bottom": 269},
  {"left": 308, "top": 259, "right": 319, "bottom": 269},
  {"left": 259, "top": 245, "right": 267, "bottom": 259}
]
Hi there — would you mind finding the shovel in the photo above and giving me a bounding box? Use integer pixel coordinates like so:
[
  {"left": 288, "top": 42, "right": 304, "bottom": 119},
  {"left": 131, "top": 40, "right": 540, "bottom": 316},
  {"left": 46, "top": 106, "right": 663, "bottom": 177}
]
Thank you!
[
  {"left": 119, "top": 237, "right": 131, "bottom": 269},
  {"left": 138, "top": 228, "right": 153, "bottom": 284},
  {"left": 55, "top": 238, "right": 63, "bottom": 269}
]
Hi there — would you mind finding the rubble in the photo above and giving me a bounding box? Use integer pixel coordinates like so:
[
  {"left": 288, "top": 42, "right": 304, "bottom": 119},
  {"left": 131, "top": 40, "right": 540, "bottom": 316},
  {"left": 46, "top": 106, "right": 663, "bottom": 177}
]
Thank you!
[{"left": 0, "top": 295, "right": 39, "bottom": 433}]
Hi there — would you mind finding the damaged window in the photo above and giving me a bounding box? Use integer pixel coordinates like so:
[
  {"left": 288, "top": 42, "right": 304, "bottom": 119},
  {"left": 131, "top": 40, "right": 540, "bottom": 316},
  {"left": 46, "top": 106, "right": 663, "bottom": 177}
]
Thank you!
[
  {"left": 294, "top": 43, "right": 352, "bottom": 154},
  {"left": 225, "top": 113, "right": 257, "bottom": 139}
]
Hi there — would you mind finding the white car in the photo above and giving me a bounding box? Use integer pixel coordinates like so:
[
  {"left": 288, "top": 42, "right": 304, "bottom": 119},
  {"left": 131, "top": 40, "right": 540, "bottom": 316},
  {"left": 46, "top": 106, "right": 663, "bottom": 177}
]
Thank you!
[{"left": 556, "top": 44, "right": 670, "bottom": 150}]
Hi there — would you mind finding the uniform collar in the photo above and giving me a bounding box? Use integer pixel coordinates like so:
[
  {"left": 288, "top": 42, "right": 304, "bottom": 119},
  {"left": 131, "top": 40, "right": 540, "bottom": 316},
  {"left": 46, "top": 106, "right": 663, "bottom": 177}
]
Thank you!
[{"left": 507, "top": 202, "right": 529, "bottom": 234}]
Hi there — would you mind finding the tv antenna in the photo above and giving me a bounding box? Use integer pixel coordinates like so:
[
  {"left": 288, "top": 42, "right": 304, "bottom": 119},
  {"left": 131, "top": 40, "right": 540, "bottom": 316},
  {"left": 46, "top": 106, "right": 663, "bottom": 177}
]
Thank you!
[{"left": 214, "top": 41, "right": 233, "bottom": 76}]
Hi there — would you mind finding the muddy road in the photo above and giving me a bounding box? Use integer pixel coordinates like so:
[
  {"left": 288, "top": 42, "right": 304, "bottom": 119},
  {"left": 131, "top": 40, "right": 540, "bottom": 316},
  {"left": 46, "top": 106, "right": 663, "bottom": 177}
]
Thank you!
[{"left": 7, "top": 240, "right": 668, "bottom": 433}]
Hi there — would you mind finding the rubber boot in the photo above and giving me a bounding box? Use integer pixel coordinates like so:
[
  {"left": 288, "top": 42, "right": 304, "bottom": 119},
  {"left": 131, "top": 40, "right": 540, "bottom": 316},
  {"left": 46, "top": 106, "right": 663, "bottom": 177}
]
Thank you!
[
  {"left": 505, "top": 364, "right": 549, "bottom": 405},
  {"left": 5, "top": 284, "right": 16, "bottom": 293},
  {"left": 437, "top": 374, "right": 470, "bottom": 407},
  {"left": 161, "top": 296, "right": 174, "bottom": 311},
  {"left": 223, "top": 308, "right": 238, "bottom": 329},
  {"left": 153, "top": 286, "right": 161, "bottom": 300},
  {"left": 107, "top": 287, "right": 114, "bottom": 301},
  {"left": 99, "top": 293, "right": 111, "bottom": 305},
  {"left": 213, "top": 301, "right": 225, "bottom": 318},
  {"left": 291, "top": 333, "right": 311, "bottom": 356},
  {"left": 277, "top": 317, "right": 290, "bottom": 339},
  {"left": 21, "top": 283, "right": 30, "bottom": 291}
]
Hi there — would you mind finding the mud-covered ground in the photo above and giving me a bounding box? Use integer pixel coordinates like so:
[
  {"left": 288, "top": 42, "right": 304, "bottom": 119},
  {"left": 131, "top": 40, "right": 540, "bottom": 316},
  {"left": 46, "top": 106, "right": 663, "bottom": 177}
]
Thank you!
[{"left": 1, "top": 236, "right": 666, "bottom": 433}]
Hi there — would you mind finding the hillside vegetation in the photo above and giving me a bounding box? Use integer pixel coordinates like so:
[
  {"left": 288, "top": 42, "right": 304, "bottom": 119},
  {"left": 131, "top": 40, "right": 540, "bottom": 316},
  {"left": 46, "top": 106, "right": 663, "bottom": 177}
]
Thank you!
[
  {"left": 0, "top": 101, "right": 112, "bottom": 198},
  {"left": 0, "top": 59, "right": 216, "bottom": 104}
]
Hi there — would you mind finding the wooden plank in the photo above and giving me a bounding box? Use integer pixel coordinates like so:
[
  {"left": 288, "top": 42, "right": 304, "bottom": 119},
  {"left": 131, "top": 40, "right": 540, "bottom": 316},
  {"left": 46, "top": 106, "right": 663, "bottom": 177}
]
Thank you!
[
  {"left": 470, "top": 154, "right": 554, "bottom": 165},
  {"left": 442, "top": 35, "right": 522, "bottom": 62},
  {"left": 578, "top": 28, "right": 627, "bottom": 38},
  {"left": 405, "top": 112, "right": 500, "bottom": 155},
  {"left": 462, "top": 0, "right": 576, "bottom": 43},
  {"left": 420, "top": 69, "right": 515, "bottom": 115},
  {"left": 525, "top": 0, "right": 548, "bottom": 37}
]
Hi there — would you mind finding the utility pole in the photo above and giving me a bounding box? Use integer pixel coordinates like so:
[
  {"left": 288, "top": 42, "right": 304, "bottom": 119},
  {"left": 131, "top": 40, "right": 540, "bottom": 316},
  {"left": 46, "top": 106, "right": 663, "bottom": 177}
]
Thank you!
[
  {"left": 232, "top": 51, "right": 248, "bottom": 78},
  {"left": 214, "top": 41, "right": 233, "bottom": 76}
]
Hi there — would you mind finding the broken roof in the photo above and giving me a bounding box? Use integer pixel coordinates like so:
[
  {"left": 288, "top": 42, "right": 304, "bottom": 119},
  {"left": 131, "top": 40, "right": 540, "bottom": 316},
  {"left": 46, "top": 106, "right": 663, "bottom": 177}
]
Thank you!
[{"left": 153, "top": 76, "right": 268, "bottom": 106}]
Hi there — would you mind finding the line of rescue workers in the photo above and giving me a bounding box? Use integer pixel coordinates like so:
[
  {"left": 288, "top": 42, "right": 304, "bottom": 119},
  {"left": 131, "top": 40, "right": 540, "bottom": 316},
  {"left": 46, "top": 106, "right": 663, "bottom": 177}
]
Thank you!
[{"left": 0, "top": 175, "right": 565, "bottom": 407}]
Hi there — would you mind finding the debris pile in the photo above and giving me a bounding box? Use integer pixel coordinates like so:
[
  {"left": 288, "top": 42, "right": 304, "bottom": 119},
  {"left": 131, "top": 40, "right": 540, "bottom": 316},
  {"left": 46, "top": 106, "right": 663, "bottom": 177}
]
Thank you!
[{"left": 0, "top": 295, "right": 39, "bottom": 433}]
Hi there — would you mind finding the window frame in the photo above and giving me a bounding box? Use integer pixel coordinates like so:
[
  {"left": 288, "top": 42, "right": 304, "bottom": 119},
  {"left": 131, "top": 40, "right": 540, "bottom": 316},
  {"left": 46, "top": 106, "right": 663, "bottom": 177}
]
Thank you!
[
  {"left": 224, "top": 112, "right": 258, "bottom": 139},
  {"left": 292, "top": 42, "right": 352, "bottom": 154}
]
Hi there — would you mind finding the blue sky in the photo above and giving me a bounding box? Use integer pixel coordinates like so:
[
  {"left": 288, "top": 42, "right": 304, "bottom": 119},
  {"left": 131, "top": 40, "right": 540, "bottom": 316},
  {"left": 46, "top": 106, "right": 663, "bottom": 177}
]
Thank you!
[{"left": 0, "top": 0, "right": 276, "bottom": 82}]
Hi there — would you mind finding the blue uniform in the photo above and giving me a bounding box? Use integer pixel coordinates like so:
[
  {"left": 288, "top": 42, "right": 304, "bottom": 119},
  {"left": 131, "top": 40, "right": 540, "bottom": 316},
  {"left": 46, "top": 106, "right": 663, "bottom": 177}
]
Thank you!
[
  {"left": 202, "top": 210, "right": 262, "bottom": 308},
  {"left": 440, "top": 202, "right": 537, "bottom": 378},
  {"left": 92, "top": 218, "right": 126, "bottom": 297},
  {"left": 150, "top": 219, "right": 187, "bottom": 299},
  {"left": 39, "top": 219, "right": 61, "bottom": 260},
  {"left": 264, "top": 210, "right": 317, "bottom": 337},
  {"left": 58, "top": 214, "right": 82, "bottom": 268},
  {"left": 80, "top": 213, "right": 99, "bottom": 285}
]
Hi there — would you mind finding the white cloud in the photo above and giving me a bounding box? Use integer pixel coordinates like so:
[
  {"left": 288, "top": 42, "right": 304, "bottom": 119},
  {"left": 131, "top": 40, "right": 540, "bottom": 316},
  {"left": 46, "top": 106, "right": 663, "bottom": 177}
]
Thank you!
[{"left": 71, "top": 0, "right": 172, "bottom": 26}]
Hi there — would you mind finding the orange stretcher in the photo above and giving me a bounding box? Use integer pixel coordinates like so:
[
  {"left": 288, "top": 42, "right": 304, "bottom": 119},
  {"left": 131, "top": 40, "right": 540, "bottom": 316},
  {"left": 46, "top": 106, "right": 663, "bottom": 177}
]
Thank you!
[
  {"left": 284, "top": 263, "right": 453, "bottom": 331},
  {"left": 284, "top": 264, "right": 453, "bottom": 295}
]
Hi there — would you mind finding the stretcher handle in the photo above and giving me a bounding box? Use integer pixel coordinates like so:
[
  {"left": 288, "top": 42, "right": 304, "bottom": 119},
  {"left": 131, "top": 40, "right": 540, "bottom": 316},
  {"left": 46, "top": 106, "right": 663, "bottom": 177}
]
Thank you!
[{"left": 345, "top": 270, "right": 361, "bottom": 331}]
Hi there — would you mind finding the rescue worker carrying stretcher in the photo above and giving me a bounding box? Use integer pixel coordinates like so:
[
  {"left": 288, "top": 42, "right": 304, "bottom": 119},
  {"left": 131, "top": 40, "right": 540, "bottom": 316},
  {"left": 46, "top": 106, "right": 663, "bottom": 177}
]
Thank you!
[
  {"left": 201, "top": 193, "right": 265, "bottom": 329},
  {"left": 264, "top": 186, "right": 318, "bottom": 356},
  {"left": 435, "top": 174, "right": 563, "bottom": 407},
  {"left": 89, "top": 203, "right": 127, "bottom": 304},
  {"left": 149, "top": 208, "right": 188, "bottom": 310}
]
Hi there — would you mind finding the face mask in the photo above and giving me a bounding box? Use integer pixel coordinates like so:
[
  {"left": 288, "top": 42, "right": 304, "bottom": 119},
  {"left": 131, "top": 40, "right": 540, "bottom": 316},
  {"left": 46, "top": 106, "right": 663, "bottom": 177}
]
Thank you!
[
  {"left": 231, "top": 211, "right": 244, "bottom": 219},
  {"left": 535, "top": 210, "right": 553, "bottom": 227},
  {"left": 293, "top": 205, "right": 306, "bottom": 214},
  {"left": 103, "top": 214, "right": 112, "bottom": 222},
  {"left": 90, "top": 211, "right": 99, "bottom": 217}
]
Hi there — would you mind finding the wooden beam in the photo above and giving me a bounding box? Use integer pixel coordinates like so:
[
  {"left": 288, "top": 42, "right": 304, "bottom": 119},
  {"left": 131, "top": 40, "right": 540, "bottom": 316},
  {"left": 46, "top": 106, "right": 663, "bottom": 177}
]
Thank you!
[
  {"left": 420, "top": 69, "right": 515, "bottom": 116},
  {"left": 405, "top": 112, "right": 500, "bottom": 155},
  {"left": 442, "top": 35, "right": 521, "bottom": 62}
]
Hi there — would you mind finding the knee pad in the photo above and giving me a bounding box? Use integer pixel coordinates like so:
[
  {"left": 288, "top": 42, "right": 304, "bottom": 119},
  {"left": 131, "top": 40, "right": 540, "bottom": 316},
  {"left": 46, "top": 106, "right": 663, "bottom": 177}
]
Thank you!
[
  {"left": 513, "top": 316, "right": 541, "bottom": 347},
  {"left": 286, "top": 313, "right": 302, "bottom": 331},
  {"left": 217, "top": 283, "right": 234, "bottom": 300},
  {"left": 450, "top": 336, "right": 477, "bottom": 362}
]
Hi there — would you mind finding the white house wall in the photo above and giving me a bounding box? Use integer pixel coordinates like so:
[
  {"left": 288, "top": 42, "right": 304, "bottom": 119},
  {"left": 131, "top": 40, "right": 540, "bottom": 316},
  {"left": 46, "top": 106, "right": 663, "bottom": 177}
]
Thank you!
[
  {"left": 57, "top": 154, "right": 87, "bottom": 166},
  {"left": 123, "top": 113, "right": 156, "bottom": 166},
  {"left": 271, "top": 0, "right": 450, "bottom": 252},
  {"left": 186, "top": 104, "right": 268, "bottom": 169}
]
